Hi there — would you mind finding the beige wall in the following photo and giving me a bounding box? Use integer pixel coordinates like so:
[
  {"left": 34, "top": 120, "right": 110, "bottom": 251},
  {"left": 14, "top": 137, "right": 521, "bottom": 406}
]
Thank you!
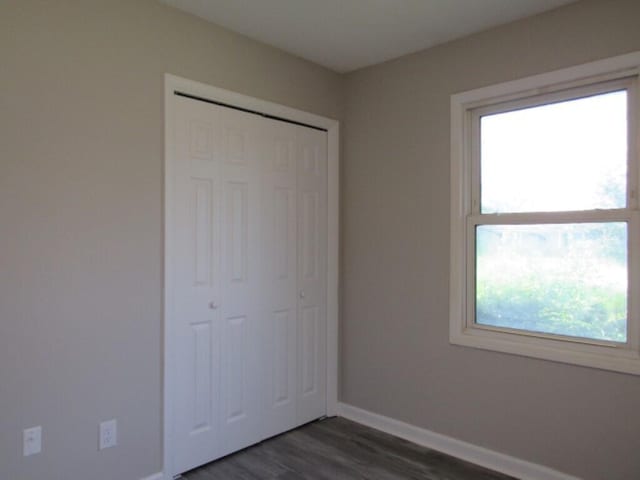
[
  {"left": 0, "top": 1, "right": 341, "bottom": 479},
  {"left": 4, "top": 0, "right": 640, "bottom": 479},
  {"left": 341, "top": 1, "right": 640, "bottom": 479}
]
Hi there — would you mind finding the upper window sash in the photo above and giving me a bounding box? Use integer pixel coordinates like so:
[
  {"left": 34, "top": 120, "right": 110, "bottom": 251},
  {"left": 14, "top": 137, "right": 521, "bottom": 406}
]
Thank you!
[{"left": 468, "top": 76, "right": 638, "bottom": 216}]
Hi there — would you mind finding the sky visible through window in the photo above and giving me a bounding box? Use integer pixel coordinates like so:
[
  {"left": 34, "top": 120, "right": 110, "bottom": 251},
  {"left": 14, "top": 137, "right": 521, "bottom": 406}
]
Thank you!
[
  {"left": 481, "top": 90, "right": 627, "bottom": 213},
  {"left": 476, "top": 90, "right": 628, "bottom": 342}
]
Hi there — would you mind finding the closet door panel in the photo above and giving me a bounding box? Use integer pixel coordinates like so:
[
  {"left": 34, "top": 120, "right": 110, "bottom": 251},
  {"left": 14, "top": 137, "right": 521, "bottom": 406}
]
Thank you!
[
  {"left": 173, "top": 97, "right": 265, "bottom": 471},
  {"left": 296, "top": 126, "right": 328, "bottom": 424},
  {"left": 261, "top": 122, "right": 299, "bottom": 438},
  {"left": 173, "top": 97, "right": 223, "bottom": 473},
  {"left": 215, "top": 106, "right": 264, "bottom": 458}
]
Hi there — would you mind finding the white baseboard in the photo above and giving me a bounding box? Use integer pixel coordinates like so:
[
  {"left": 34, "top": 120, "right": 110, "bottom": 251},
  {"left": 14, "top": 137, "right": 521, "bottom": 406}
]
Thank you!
[
  {"left": 140, "top": 473, "right": 165, "bottom": 480},
  {"left": 337, "top": 402, "right": 580, "bottom": 480}
]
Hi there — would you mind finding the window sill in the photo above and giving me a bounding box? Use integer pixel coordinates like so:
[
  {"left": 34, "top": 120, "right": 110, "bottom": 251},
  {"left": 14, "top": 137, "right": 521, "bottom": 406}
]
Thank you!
[{"left": 450, "top": 324, "right": 640, "bottom": 375}]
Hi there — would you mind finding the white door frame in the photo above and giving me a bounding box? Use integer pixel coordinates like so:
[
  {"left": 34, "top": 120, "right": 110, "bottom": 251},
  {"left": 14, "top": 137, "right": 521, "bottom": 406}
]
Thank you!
[{"left": 163, "top": 74, "right": 339, "bottom": 479}]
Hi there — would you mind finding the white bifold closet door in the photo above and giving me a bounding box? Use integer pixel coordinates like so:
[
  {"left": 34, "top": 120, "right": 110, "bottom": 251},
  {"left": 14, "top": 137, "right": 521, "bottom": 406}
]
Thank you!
[{"left": 171, "top": 95, "right": 327, "bottom": 475}]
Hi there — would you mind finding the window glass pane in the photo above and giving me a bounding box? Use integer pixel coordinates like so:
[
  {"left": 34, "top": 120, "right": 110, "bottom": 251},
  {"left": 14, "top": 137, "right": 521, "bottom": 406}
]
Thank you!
[
  {"left": 476, "top": 223, "right": 627, "bottom": 342},
  {"left": 480, "top": 90, "right": 627, "bottom": 213}
]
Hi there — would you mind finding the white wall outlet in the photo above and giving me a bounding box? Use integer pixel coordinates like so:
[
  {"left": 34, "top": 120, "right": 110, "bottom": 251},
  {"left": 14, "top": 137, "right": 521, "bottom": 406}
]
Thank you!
[
  {"left": 99, "top": 419, "right": 117, "bottom": 450},
  {"left": 23, "top": 426, "right": 42, "bottom": 457}
]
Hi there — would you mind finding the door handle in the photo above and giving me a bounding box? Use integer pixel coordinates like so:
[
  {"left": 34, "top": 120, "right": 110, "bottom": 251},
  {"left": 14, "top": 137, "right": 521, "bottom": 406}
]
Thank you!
[{"left": 208, "top": 301, "right": 219, "bottom": 310}]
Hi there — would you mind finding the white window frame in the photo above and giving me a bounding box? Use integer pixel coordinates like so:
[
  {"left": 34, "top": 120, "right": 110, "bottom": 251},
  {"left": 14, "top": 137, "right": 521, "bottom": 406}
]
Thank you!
[{"left": 450, "top": 52, "right": 640, "bottom": 375}]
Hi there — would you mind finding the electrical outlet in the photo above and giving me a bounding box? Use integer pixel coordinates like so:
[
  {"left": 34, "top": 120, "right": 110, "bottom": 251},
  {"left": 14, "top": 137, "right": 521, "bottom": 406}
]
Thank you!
[
  {"left": 99, "top": 419, "right": 117, "bottom": 450},
  {"left": 23, "top": 426, "right": 42, "bottom": 457}
]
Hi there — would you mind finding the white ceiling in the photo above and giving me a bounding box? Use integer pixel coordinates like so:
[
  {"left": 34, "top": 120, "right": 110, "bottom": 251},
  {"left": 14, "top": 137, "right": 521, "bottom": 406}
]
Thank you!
[{"left": 162, "top": 0, "right": 578, "bottom": 73}]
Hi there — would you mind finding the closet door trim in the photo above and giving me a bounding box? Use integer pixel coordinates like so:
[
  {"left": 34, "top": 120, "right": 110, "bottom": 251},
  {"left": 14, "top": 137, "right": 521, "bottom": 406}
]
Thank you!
[{"left": 163, "top": 74, "right": 339, "bottom": 479}]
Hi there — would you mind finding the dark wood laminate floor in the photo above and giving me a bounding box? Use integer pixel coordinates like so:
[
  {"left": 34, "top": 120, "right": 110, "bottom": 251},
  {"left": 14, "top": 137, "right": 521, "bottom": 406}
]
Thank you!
[{"left": 182, "top": 417, "right": 516, "bottom": 480}]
